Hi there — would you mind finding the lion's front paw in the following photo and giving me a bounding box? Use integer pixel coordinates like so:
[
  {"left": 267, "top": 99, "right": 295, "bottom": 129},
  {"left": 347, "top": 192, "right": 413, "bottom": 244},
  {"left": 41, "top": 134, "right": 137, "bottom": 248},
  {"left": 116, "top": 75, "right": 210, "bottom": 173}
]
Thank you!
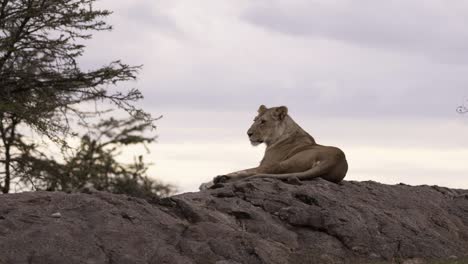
[
  {"left": 285, "top": 176, "right": 302, "bottom": 185},
  {"left": 213, "top": 175, "right": 230, "bottom": 184}
]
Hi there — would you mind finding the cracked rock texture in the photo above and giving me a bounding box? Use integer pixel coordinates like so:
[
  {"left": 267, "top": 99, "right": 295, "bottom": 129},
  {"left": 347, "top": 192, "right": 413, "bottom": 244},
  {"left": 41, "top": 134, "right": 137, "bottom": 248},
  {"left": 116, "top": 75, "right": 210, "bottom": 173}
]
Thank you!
[{"left": 1, "top": 178, "right": 468, "bottom": 264}]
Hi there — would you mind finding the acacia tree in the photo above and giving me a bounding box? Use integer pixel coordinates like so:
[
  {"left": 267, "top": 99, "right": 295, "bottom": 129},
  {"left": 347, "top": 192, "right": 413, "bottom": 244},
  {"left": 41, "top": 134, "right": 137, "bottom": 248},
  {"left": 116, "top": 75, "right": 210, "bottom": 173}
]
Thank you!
[
  {"left": 14, "top": 117, "right": 174, "bottom": 197},
  {"left": 0, "top": 0, "right": 159, "bottom": 194},
  {"left": 0, "top": 0, "right": 150, "bottom": 135}
]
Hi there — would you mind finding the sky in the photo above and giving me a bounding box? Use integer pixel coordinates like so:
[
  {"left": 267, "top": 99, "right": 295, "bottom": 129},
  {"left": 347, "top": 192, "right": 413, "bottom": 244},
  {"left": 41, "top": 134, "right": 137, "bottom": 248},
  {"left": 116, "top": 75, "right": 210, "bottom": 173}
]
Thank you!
[{"left": 80, "top": 0, "right": 468, "bottom": 192}]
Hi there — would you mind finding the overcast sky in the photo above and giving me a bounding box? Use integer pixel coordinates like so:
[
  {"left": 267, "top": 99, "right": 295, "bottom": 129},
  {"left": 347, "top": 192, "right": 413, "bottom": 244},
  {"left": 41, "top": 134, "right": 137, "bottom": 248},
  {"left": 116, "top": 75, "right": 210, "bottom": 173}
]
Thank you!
[{"left": 80, "top": 0, "right": 468, "bottom": 192}]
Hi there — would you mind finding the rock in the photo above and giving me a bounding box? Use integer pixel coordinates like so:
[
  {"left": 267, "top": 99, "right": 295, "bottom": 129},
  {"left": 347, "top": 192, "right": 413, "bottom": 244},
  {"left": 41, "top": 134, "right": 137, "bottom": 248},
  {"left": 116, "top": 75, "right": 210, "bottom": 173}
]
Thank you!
[
  {"left": 1, "top": 178, "right": 468, "bottom": 264},
  {"left": 51, "top": 212, "right": 61, "bottom": 218},
  {"left": 402, "top": 258, "right": 426, "bottom": 264}
]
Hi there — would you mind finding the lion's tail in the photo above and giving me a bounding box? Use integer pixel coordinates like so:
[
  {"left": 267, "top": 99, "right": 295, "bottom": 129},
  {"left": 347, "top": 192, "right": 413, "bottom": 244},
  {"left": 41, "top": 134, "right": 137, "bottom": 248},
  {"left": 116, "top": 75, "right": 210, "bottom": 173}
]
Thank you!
[{"left": 253, "top": 160, "right": 346, "bottom": 183}]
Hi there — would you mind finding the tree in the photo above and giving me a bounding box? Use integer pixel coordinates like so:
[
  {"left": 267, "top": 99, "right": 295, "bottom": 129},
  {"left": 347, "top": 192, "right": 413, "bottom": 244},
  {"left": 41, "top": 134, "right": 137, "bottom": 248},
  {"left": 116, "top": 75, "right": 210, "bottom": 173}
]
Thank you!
[
  {"left": 12, "top": 116, "right": 175, "bottom": 197},
  {"left": 0, "top": 0, "right": 150, "bottom": 137},
  {"left": 0, "top": 0, "right": 157, "bottom": 193}
]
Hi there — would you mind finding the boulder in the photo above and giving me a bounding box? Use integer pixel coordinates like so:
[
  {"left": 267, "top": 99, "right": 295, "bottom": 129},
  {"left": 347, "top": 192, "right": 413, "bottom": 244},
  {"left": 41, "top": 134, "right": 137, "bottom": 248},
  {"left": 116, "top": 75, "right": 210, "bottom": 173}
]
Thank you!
[{"left": 1, "top": 178, "right": 468, "bottom": 264}]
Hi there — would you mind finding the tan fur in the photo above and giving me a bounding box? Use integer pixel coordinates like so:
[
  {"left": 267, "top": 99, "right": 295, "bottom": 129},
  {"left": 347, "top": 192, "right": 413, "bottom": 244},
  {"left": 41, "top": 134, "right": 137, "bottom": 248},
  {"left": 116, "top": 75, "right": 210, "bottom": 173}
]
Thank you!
[{"left": 199, "top": 105, "right": 348, "bottom": 190}]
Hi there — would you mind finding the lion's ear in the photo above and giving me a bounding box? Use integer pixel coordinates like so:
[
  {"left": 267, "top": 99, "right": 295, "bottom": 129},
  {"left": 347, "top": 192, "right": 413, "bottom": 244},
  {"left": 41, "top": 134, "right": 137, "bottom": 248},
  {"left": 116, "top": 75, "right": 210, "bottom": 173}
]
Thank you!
[
  {"left": 275, "top": 106, "right": 288, "bottom": 120},
  {"left": 258, "top": 105, "right": 268, "bottom": 114}
]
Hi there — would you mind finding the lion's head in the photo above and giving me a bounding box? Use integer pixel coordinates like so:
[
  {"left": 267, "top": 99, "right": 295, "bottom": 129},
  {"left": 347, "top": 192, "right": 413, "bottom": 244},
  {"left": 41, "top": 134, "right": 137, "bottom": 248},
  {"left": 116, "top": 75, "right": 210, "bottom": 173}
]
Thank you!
[{"left": 247, "top": 105, "right": 289, "bottom": 146}]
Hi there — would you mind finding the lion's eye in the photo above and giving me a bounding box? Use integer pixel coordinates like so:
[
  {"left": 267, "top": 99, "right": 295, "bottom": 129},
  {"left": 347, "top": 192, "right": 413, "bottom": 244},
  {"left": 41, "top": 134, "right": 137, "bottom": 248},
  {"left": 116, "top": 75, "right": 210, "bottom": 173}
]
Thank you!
[{"left": 260, "top": 120, "right": 266, "bottom": 124}]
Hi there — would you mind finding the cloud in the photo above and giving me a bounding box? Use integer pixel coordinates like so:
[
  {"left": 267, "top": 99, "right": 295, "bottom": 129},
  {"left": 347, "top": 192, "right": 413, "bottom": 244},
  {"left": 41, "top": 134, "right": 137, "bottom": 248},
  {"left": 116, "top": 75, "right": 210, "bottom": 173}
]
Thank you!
[
  {"left": 77, "top": 0, "right": 468, "bottom": 120},
  {"left": 124, "top": 1, "right": 182, "bottom": 37},
  {"left": 243, "top": 0, "right": 468, "bottom": 64}
]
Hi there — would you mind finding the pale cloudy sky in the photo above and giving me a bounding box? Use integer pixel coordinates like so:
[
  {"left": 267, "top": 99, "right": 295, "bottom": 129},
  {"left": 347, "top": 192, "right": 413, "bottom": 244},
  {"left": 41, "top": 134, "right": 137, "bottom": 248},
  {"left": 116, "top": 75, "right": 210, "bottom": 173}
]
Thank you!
[{"left": 80, "top": 0, "right": 468, "bottom": 192}]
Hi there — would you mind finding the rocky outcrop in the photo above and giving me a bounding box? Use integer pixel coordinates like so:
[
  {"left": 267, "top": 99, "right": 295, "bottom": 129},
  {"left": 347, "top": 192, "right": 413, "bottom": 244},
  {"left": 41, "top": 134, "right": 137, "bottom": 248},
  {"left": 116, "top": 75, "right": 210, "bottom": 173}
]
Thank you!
[{"left": 1, "top": 178, "right": 468, "bottom": 264}]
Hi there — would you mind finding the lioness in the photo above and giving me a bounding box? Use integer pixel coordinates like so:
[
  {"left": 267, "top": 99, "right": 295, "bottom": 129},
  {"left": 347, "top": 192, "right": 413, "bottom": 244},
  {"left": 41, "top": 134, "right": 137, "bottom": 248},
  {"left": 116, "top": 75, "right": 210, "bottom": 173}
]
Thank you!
[{"left": 199, "top": 105, "right": 348, "bottom": 190}]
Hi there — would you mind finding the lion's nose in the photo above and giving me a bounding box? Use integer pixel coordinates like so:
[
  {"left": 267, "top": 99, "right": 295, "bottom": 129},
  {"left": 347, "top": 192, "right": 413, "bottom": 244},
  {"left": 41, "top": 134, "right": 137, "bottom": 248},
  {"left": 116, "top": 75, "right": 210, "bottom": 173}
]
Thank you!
[{"left": 247, "top": 131, "right": 253, "bottom": 137}]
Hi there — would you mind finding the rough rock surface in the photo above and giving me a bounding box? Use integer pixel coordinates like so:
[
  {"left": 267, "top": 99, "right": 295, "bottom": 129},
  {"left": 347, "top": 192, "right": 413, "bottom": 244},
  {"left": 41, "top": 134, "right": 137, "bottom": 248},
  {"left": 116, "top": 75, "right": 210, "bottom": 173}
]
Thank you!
[{"left": 1, "top": 178, "right": 468, "bottom": 264}]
